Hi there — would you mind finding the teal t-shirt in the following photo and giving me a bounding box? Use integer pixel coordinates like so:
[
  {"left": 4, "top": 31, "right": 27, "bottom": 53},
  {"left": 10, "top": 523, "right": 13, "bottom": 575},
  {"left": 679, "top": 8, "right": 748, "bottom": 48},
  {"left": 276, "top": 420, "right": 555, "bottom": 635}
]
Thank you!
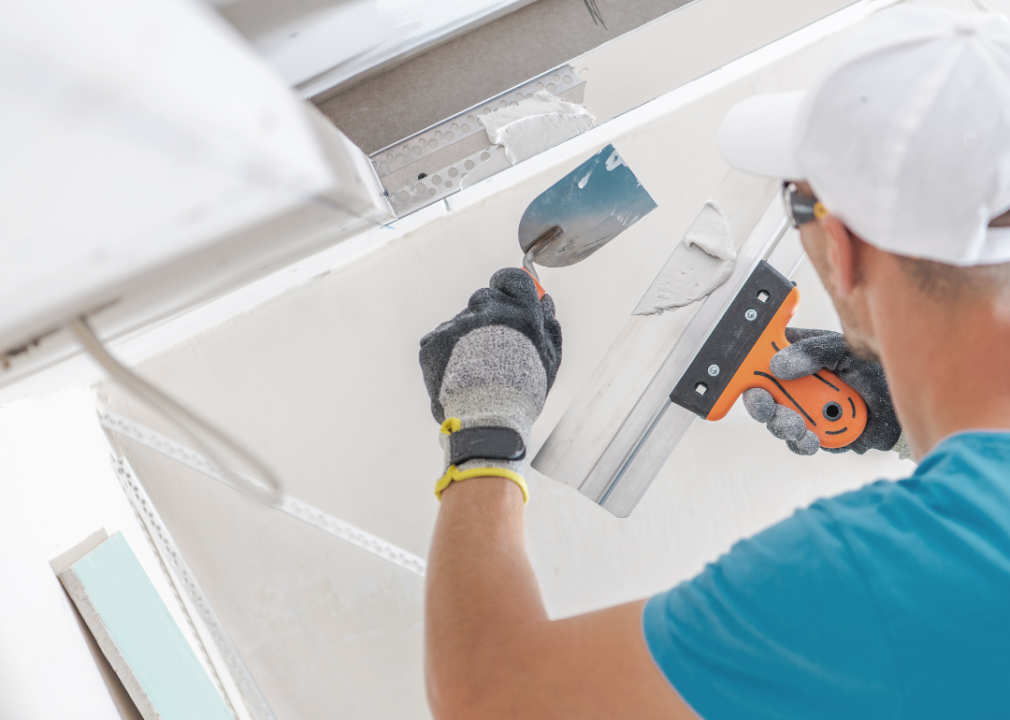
[{"left": 643, "top": 431, "right": 1010, "bottom": 719}]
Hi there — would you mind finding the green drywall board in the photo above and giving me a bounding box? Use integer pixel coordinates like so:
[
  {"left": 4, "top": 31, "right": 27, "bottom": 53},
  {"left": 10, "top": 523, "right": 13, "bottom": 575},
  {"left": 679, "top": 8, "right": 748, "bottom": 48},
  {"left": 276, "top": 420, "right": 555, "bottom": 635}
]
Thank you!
[{"left": 66, "top": 532, "right": 232, "bottom": 720}]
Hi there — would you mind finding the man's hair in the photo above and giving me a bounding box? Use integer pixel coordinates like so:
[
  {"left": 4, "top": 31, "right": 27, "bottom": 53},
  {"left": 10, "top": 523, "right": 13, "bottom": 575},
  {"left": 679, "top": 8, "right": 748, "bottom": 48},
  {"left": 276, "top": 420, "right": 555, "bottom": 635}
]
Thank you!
[{"left": 896, "top": 209, "right": 1010, "bottom": 300}]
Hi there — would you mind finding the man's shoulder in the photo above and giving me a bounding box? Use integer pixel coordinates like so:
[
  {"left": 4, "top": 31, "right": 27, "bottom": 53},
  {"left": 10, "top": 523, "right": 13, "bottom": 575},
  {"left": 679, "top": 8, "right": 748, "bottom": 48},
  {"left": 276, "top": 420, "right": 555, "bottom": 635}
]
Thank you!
[
  {"left": 643, "top": 432, "right": 1010, "bottom": 720},
  {"left": 815, "top": 430, "right": 1010, "bottom": 536}
]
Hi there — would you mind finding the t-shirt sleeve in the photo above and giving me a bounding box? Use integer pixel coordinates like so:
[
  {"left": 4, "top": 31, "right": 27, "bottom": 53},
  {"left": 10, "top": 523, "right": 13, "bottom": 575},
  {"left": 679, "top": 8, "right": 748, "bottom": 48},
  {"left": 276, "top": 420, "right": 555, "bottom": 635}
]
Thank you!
[{"left": 643, "top": 500, "right": 900, "bottom": 720}]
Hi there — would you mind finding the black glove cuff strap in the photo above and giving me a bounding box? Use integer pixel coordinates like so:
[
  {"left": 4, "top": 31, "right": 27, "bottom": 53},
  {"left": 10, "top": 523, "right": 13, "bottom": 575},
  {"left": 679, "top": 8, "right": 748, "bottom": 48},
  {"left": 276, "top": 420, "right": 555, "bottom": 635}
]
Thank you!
[{"left": 449, "top": 427, "right": 526, "bottom": 466}]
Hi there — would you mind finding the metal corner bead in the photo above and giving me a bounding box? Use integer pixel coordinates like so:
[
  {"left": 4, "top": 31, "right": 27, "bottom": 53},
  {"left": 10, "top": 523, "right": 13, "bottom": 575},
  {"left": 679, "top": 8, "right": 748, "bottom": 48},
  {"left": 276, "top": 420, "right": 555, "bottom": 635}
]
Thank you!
[
  {"left": 370, "top": 64, "right": 586, "bottom": 218},
  {"left": 111, "top": 456, "right": 277, "bottom": 720},
  {"left": 100, "top": 413, "right": 428, "bottom": 579}
]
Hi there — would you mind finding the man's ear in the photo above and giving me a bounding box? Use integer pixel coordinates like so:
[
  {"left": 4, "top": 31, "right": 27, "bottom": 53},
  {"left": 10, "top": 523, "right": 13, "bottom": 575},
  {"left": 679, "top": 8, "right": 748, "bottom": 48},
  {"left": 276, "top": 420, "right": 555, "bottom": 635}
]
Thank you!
[{"left": 820, "top": 215, "right": 859, "bottom": 296}]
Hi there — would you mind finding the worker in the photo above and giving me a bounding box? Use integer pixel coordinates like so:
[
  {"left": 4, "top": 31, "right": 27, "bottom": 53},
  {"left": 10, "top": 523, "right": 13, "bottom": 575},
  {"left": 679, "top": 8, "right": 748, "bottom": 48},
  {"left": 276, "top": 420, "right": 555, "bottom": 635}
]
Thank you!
[{"left": 418, "top": 6, "right": 1010, "bottom": 719}]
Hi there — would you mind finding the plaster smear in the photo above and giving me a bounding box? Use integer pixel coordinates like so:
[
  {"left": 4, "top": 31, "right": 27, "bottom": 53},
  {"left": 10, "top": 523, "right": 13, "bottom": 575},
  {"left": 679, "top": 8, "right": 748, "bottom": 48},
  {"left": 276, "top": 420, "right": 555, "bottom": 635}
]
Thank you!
[
  {"left": 633, "top": 200, "right": 736, "bottom": 315},
  {"left": 478, "top": 90, "right": 595, "bottom": 165}
]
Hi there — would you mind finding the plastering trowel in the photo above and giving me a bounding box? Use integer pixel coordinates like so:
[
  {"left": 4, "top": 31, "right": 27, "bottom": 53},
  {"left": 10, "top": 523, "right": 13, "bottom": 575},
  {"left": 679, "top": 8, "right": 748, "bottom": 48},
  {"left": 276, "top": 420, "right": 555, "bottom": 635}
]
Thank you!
[{"left": 517, "top": 143, "right": 657, "bottom": 298}]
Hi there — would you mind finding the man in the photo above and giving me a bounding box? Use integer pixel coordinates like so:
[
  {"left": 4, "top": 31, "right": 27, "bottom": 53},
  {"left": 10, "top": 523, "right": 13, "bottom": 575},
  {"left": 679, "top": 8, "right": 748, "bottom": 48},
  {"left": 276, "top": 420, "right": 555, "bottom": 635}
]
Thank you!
[{"left": 418, "top": 7, "right": 1010, "bottom": 719}]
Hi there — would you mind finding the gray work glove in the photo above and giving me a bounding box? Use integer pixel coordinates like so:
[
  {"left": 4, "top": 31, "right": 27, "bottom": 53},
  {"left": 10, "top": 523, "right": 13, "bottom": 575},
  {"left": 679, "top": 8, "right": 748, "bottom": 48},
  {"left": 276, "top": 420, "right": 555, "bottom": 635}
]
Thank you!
[
  {"left": 419, "top": 268, "right": 562, "bottom": 501},
  {"left": 742, "top": 328, "right": 904, "bottom": 457}
]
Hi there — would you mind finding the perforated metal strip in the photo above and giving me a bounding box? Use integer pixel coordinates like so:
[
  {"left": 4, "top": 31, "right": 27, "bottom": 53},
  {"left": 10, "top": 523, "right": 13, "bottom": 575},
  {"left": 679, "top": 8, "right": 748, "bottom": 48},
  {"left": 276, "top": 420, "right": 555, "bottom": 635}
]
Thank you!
[
  {"left": 112, "top": 456, "right": 277, "bottom": 720},
  {"left": 370, "top": 63, "right": 585, "bottom": 217},
  {"left": 371, "top": 64, "right": 582, "bottom": 178},
  {"left": 100, "top": 413, "right": 428, "bottom": 578}
]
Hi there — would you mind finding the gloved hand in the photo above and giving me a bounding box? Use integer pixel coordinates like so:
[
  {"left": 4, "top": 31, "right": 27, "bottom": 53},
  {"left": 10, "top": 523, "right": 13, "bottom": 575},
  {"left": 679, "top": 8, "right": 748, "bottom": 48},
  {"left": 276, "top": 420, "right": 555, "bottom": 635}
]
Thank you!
[
  {"left": 742, "top": 328, "right": 904, "bottom": 456},
  {"left": 419, "top": 268, "right": 562, "bottom": 502}
]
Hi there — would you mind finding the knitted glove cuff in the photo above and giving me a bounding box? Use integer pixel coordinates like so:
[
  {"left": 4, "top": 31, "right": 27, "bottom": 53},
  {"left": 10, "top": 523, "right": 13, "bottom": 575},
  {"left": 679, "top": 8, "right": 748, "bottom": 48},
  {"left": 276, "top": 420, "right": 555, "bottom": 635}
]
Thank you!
[
  {"left": 435, "top": 418, "right": 530, "bottom": 502},
  {"left": 437, "top": 416, "right": 530, "bottom": 475},
  {"left": 892, "top": 430, "right": 914, "bottom": 461}
]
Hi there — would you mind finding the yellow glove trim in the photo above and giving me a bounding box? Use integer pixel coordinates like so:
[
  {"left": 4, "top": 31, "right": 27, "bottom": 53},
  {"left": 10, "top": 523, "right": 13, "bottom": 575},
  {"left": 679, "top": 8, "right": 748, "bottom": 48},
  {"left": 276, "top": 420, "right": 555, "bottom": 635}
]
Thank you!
[
  {"left": 434, "top": 466, "right": 529, "bottom": 504},
  {"left": 440, "top": 417, "right": 462, "bottom": 435}
]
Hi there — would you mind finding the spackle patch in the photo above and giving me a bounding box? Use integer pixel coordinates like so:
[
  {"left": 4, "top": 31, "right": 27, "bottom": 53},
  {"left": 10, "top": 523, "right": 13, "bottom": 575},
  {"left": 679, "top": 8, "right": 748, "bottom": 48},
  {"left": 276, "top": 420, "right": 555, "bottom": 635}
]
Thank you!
[
  {"left": 633, "top": 201, "right": 736, "bottom": 315},
  {"left": 478, "top": 90, "right": 595, "bottom": 165}
]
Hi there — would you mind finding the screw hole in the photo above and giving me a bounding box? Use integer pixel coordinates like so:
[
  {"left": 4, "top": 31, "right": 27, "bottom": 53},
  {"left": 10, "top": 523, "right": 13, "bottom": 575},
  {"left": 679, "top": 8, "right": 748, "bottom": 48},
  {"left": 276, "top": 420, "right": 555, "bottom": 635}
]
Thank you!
[{"left": 823, "top": 401, "right": 843, "bottom": 422}]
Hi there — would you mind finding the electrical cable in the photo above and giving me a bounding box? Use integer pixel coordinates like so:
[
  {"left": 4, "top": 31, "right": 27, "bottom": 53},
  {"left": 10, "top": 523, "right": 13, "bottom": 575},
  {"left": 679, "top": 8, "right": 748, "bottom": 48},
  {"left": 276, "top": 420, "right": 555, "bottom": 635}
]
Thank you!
[{"left": 67, "top": 316, "right": 283, "bottom": 506}]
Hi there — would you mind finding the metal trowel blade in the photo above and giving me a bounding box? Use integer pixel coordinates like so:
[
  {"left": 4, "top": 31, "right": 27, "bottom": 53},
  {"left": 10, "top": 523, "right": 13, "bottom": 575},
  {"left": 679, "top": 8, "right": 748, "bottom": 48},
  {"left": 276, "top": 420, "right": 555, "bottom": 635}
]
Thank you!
[{"left": 518, "top": 143, "right": 657, "bottom": 268}]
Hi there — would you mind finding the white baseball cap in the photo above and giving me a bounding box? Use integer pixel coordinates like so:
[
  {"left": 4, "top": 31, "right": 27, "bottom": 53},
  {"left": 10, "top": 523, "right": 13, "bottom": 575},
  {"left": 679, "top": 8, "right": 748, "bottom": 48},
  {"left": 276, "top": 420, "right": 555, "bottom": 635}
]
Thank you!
[{"left": 719, "top": 6, "right": 1010, "bottom": 266}]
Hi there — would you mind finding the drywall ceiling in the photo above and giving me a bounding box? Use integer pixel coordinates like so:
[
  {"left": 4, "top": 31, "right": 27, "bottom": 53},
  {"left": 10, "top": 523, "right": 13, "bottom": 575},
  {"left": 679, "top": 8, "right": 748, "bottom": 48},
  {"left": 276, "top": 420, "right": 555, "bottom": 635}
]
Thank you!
[
  {"left": 94, "top": 2, "right": 942, "bottom": 715},
  {"left": 211, "top": 0, "right": 538, "bottom": 98}
]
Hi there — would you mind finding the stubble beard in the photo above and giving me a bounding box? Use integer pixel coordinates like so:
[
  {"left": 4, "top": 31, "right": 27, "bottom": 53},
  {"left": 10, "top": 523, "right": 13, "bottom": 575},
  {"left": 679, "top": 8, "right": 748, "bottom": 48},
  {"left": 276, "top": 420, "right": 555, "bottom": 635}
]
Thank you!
[{"left": 835, "top": 304, "right": 882, "bottom": 364}]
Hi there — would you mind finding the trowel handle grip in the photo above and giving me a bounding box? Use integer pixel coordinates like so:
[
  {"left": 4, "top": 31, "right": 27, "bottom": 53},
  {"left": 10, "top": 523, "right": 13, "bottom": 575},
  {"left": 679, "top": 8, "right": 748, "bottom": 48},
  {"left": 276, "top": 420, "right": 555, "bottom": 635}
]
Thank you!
[
  {"left": 521, "top": 267, "right": 547, "bottom": 300},
  {"left": 708, "top": 288, "right": 868, "bottom": 449}
]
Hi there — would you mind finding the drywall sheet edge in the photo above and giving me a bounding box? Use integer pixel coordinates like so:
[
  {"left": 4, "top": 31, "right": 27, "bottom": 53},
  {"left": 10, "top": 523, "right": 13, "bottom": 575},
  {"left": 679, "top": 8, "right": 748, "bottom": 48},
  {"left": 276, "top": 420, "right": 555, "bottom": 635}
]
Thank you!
[{"left": 58, "top": 532, "right": 233, "bottom": 720}]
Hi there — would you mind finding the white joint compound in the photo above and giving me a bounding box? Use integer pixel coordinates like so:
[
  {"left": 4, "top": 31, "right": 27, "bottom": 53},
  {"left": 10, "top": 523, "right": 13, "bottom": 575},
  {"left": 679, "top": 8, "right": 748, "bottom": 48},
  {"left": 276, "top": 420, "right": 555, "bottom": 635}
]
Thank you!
[
  {"left": 478, "top": 90, "right": 595, "bottom": 165},
  {"left": 634, "top": 200, "right": 737, "bottom": 315}
]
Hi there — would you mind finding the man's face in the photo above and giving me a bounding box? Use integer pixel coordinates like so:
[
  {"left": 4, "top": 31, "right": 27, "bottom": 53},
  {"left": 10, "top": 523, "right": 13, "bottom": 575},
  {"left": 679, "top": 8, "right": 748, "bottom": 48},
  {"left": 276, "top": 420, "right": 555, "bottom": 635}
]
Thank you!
[{"left": 793, "top": 182, "right": 882, "bottom": 363}]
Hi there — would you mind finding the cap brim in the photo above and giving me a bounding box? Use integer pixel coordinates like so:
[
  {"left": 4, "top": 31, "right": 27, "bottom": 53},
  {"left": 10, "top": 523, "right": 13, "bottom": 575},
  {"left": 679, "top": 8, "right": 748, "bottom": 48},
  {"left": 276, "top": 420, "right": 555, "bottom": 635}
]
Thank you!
[{"left": 719, "top": 91, "right": 806, "bottom": 179}]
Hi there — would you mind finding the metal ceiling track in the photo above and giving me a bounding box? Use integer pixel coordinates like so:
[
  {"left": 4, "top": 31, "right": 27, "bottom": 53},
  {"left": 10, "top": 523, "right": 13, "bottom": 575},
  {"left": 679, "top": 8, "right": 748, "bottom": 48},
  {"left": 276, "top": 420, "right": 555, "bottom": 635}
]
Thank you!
[{"left": 369, "top": 63, "right": 585, "bottom": 217}]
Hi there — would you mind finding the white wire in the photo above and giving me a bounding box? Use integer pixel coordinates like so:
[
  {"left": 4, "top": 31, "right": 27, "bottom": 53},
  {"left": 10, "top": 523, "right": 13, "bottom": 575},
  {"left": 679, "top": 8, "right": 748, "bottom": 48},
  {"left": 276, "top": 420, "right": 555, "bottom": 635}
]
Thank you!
[{"left": 67, "top": 317, "right": 283, "bottom": 506}]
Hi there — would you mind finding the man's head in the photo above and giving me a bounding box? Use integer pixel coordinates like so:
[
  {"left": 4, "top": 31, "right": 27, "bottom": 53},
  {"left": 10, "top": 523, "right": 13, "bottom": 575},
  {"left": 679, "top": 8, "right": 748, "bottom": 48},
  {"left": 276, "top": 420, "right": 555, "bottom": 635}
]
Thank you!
[
  {"left": 789, "top": 181, "right": 1010, "bottom": 365},
  {"left": 718, "top": 5, "right": 1010, "bottom": 367}
]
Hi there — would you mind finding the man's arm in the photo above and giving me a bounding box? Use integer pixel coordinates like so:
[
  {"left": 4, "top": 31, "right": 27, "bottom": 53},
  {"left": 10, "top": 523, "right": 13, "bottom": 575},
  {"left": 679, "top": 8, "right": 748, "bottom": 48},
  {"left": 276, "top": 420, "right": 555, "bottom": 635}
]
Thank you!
[
  {"left": 417, "top": 270, "right": 894, "bottom": 720},
  {"left": 426, "top": 475, "right": 696, "bottom": 720}
]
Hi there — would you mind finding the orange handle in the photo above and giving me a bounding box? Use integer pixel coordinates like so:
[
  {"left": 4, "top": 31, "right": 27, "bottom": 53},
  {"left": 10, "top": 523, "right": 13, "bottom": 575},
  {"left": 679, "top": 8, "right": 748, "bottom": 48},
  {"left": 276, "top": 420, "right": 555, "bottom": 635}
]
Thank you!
[
  {"left": 521, "top": 267, "right": 546, "bottom": 300},
  {"left": 708, "top": 287, "right": 867, "bottom": 449}
]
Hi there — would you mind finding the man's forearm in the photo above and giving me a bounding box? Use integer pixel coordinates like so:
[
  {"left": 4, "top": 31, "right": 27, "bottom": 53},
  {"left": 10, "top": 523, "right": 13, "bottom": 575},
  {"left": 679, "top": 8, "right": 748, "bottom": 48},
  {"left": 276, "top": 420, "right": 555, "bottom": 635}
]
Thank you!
[
  {"left": 425, "top": 476, "right": 544, "bottom": 717},
  {"left": 418, "top": 270, "right": 689, "bottom": 719}
]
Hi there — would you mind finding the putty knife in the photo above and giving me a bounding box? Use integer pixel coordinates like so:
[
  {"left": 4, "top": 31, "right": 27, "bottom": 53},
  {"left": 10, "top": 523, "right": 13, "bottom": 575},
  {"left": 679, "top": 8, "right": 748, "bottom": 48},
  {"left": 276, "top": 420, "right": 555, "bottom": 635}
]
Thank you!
[
  {"left": 670, "top": 260, "right": 867, "bottom": 448},
  {"left": 518, "top": 143, "right": 657, "bottom": 297},
  {"left": 531, "top": 198, "right": 869, "bottom": 518}
]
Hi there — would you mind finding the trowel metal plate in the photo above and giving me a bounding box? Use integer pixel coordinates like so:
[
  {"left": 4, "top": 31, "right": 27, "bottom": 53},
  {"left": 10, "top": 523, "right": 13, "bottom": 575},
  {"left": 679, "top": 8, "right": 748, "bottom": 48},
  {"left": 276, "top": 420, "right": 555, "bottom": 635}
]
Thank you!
[{"left": 519, "top": 144, "right": 658, "bottom": 267}]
